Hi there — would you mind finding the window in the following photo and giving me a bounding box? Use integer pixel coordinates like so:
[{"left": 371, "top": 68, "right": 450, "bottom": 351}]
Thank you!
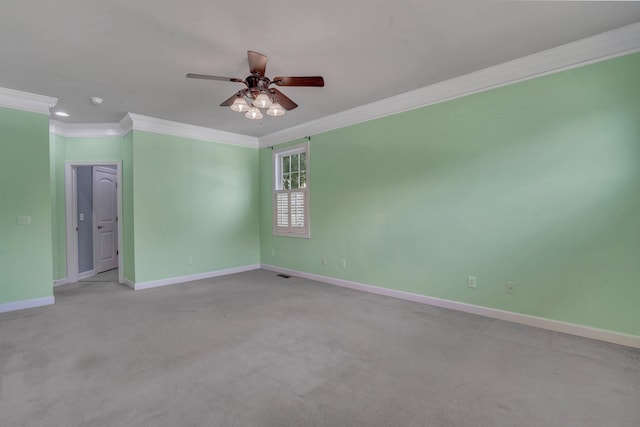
[{"left": 273, "top": 141, "right": 309, "bottom": 238}]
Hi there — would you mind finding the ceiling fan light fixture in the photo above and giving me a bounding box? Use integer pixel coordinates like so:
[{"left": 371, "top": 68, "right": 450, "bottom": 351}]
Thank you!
[
  {"left": 253, "top": 93, "right": 272, "bottom": 109},
  {"left": 266, "top": 102, "right": 286, "bottom": 117},
  {"left": 245, "top": 106, "right": 263, "bottom": 120},
  {"left": 187, "top": 51, "right": 323, "bottom": 118},
  {"left": 230, "top": 97, "right": 250, "bottom": 112}
]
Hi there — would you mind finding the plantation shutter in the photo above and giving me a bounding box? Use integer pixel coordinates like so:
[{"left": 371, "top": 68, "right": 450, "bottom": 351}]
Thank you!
[
  {"left": 274, "top": 189, "right": 308, "bottom": 235},
  {"left": 290, "top": 191, "right": 305, "bottom": 228},
  {"left": 276, "top": 192, "right": 289, "bottom": 227}
]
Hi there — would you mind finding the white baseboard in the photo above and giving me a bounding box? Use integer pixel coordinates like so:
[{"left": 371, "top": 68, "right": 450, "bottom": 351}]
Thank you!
[
  {"left": 260, "top": 264, "right": 640, "bottom": 349},
  {"left": 53, "top": 278, "right": 70, "bottom": 287},
  {"left": 54, "top": 269, "right": 98, "bottom": 286},
  {"left": 121, "top": 278, "right": 135, "bottom": 290},
  {"left": 132, "top": 264, "right": 261, "bottom": 291},
  {"left": 0, "top": 296, "right": 55, "bottom": 314}
]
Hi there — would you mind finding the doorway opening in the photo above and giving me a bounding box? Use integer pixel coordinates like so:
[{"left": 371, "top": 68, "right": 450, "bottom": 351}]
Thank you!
[{"left": 64, "top": 162, "right": 123, "bottom": 285}]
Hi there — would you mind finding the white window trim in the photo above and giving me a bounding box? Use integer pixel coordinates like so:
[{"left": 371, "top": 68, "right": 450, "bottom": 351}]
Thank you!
[{"left": 272, "top": 141, "right": 310, "bottom": 238}]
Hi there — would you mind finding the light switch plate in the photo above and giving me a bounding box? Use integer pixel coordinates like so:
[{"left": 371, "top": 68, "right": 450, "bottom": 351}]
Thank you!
[{"left": 17, "top": 216, "right": 31, "bottom": 225}]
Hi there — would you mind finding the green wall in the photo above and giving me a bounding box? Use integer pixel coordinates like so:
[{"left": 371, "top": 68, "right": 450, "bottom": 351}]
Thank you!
[
  {"left": 0, "top": 108, "right": 53, "bottom": 304},
  {"left": 3, "top": 52, "right": 638, "bottom": 339},
  {"left": 49, "top": 131, "right": 260, "bottom": 285},
  {"left": 260, "top": 53, "right": 640, "bottom": 336},
  {"left": 131, "top": 130, "right": 260, "bottom": 283}
]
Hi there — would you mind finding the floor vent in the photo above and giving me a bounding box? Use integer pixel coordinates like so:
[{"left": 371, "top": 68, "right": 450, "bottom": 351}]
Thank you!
[{"left": 277, "top": 274, "right": 291, "bottom": 279}]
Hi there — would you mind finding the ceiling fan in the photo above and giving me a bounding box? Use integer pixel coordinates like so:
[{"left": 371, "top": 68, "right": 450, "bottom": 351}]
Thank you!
[{"left": 187, "top": 51, "right": 324, "bottom": 119}]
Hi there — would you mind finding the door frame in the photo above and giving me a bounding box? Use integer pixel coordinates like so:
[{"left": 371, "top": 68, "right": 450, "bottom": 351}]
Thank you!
[{"left": 64, "top": 161, "right": 123, "bottom": 284}]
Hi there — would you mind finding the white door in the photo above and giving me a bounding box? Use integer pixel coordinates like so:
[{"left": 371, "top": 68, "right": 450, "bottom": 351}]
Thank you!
[{"left": 93, "top": 167, "right": 118, "bottom": 273}]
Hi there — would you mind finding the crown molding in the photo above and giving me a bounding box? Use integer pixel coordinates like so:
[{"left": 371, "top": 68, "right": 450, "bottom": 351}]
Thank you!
[
  {"left": 128, "top": 113, "right": 258, "bottom": 148},
  {"left": 258, "top": 21, "right": 640, "bottom": 148},
  {"left": 49, "top": 119, "right": 130, "bottom": 138},
  {"left": 118, "top": 114, "right": 133, "bottom": 135},
  {"left": 0, "top": 87, "right": 57, "bottom": 115},
  {"left": 14, "top": 22, "right": 640, "bottom": 148}
]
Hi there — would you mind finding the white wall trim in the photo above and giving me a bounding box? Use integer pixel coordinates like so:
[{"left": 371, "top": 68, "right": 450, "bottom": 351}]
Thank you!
[
  {"left": 0, "top": 87, "right": 57, "bottom": 115},
  {"left": 261, "top": 264, "right": 640, "bottom": 349},
  {"left": 0, "top": 296, "right": 55, "bottom": 314},
  {"left": 133, "top": 264, "right": 261, "bottom": 291},
  {"left": 64, "top": 162, "right": 124, "bottom": 286},
  {"left": 128, "top": 113, "right": 259, "bottom": 148},
  {"left": 118, "top": 114, "right": 133, "bottom": 135},
  {"left": 258, "top": 22, "right": 640, "bottom": 147},
  {"left": 121, "top": 278, "right": 135, "bottom": 290},
  {"left": 64, "top": 164, "right": 79, "bottom": 284},
  {"left": 49, "top": 120, "right": 130, "bottom": 138},
  {"left": 37, "top": 23, "right": 640, "bottom": 147},
  {"left": 54, "top": 278, "right": 70, "bottom": 287}
]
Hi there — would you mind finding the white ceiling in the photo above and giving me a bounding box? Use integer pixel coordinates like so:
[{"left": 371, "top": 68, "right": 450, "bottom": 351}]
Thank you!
[{"left": 1, "top": 1, "right": 639, "bottom": 137}]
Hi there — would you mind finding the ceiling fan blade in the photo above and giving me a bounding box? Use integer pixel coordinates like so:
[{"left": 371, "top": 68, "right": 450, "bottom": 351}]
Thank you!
[
  {"left": 270, "top": 88, "right": 298, "bottom": 110},
  {"left": 220, "top": 92, "right": 241, "bottom": 107},
  {"left": 186, "top": 73, "right": 244, "bottom": 83},
  {"left": 248, "top": 51, "right": 267, "bottom": 76},
  {"left": 272, "top": 76, "right": 324, "bottom": 87}
]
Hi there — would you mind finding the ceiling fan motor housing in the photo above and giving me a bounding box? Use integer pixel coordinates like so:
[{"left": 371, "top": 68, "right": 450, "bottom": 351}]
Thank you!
[{"left": 246, "top": 75, "right": 271, "bottom": 97}]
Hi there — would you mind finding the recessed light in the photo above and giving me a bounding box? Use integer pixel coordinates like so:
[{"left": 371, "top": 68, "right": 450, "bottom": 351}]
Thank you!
[
  {"left": 54, "top": 111, "right": 70, "bottom": 117},
  {"left": 90, "top": 96, "right": 103, "bottom": 105}
]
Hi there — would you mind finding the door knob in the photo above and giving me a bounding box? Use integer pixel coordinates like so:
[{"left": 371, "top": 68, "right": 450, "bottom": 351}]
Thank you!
[{"left": 97, "top": 225, "right": 104, "bottom": 229}]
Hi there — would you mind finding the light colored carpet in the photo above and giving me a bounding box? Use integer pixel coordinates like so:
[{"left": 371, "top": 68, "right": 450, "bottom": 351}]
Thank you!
[{"left": 1, "top": 269, "right": 638, "bottom": 426}]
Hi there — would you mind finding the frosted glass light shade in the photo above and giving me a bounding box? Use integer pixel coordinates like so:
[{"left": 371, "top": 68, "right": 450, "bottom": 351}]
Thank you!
[
  {"left": 230, "top": 97, "right": 250, "bottom": 112},
  {"left": 245, "top": 106, "right": 263, "bottom": 120},
  {"left": 253, "top": 93, "right": 272, "bottom": 108},
  {"left": 266, "top": 103, "right": 286, "bottom": 117}
]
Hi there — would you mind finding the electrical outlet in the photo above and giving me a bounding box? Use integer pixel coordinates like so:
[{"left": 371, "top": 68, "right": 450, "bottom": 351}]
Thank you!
[
  {"left": 340, "top": 259, "right": 347, "bottom": 269},
  {"left": 467, "top": 276, "right": 477, "bottom": 289},
  {"left": 271, "top": 249, "right": 276, "bottom": 257},
  {"left": 506, "top": 282, "right": 516, "bottom": 294},
  {"left": 321, "top": 256, "right": 327, "bottom": 266},
  {"left": 187, "top": 256, "right": 193, "bottom": 265}
]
